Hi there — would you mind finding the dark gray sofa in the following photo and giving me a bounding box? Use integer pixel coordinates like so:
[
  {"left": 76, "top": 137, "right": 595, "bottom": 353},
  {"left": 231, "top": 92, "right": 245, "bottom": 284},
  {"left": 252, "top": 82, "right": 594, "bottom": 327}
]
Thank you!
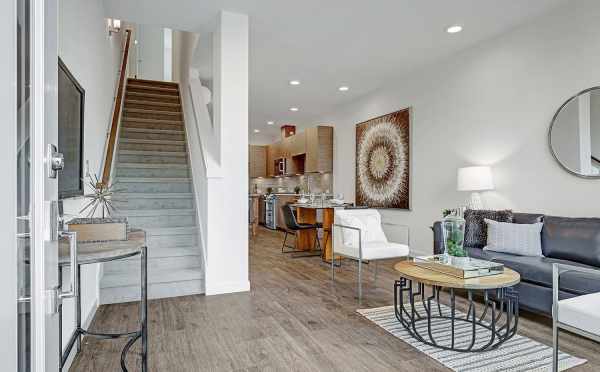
[{"left": 433, "top": 213, "right": 600, "bottom": 315}]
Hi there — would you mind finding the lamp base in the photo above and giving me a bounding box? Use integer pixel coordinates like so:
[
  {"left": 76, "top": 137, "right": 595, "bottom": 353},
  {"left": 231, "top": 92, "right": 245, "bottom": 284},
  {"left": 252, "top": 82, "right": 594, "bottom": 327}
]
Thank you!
[{"left": 468, "top": 192, "right": 484, "bottom": 210}]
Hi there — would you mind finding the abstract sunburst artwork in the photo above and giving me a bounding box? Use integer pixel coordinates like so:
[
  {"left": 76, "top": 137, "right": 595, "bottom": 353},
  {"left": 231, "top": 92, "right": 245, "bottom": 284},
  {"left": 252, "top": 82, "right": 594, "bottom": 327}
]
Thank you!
[{"left": 356, "top": 109, "right": 410, "bottom": 209}]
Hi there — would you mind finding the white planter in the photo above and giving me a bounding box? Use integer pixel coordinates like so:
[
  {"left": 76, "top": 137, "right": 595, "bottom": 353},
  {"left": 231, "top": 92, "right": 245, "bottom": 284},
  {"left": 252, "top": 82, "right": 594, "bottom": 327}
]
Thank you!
[{"left": 449, "top": 256, "right": 470, "bottom": 267}]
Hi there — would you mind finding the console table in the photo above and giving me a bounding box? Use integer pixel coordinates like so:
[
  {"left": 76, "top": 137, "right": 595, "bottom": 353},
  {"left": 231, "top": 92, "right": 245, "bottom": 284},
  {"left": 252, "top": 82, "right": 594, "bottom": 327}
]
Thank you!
[
  {"left": 58, "top": 229, "right": 147, "bottom": 371},
  {"left": 394, "top": 260, "right": 520, "bottom": 352}
]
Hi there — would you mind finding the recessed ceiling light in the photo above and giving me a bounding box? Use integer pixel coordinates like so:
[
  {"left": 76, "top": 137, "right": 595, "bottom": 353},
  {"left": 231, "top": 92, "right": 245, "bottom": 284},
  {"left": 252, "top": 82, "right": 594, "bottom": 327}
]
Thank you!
[
  {"left": 289, "top": 107, "right": 299, "bottom": 112},
  {"left": 446, "top": 25, "right": 463, "bottom": 34},
  {"left": 267, "top": 121, "right": 274, "bottom": 125},
  {"left": 338, "top": 86, "right": 349, "bottom": 91},
  {"left": 289, "top": 80, "right": 301, "bottom": 86},
  {"left": 253, "top": 129, "right": 260, "bottom": 133}
]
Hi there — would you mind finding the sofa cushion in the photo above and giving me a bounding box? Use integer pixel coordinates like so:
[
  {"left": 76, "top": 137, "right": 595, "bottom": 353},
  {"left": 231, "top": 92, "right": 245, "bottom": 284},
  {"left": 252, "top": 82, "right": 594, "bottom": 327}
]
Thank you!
[
  {"left": 464, "top": 209, "right": 513, "bottom": 248},
  {"left": 468, "top": 248, "right": 600, "bottom": 295},
  {"left": 513, "top": 213, "right": 544, "bottom": 224},
  {"left": 542, "top": 216, "right": 600, "bottom": 267}
]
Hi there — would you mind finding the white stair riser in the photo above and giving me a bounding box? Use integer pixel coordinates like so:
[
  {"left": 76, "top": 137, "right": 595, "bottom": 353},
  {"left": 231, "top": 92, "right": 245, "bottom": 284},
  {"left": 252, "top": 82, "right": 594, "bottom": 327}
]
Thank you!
[
  {"left": 146, "top": 234, "right": 198, "bottom": 249},
  {"left": 118, "top": 154, "right": 188, "bottom": 164},
  {"left": 115, "top": 167, "right": 190, "bottom": 178},
  {"left": 112, "top": 197, "right": 194, "bottom": 210},
  {"left": 126, "top": 214, "right": 196, "bottom": 228},
  {"left": 119, "top": 142, "right": 187, "bottom": 152},
  {"left": 115, "top": 181, "right": 191, "bottom": 193},
  {"left": 120, "top": 131, "right": 185, "bottom": 141},
  {"left": 124, "top": 112, "right": 182, "bottom": 121},
  {"left": 100, "top": 279, "right": 204, "bottom": 305},
  {"left": 122, "top": 121, "right": 185, "bottom": 131},
  {"left": 125, "top": 95, "right": 179, "bottom": 104},
  {"left": 103, "top": 255, "right": 202, "bottom": 274},
  {"left": 126, "top": 103, "right": 181, "bottom": 112}
]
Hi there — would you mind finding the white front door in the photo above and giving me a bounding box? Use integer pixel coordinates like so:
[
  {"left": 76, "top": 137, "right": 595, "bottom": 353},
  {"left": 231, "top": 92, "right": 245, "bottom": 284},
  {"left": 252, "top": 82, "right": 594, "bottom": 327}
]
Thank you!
[{"left": 13, "top": 0, "right": 65, "bottom": 370}]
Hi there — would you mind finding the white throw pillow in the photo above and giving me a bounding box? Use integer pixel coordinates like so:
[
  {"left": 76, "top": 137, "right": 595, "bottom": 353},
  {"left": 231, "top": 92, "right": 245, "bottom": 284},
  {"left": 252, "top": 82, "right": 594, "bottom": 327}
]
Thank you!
[
  {"left": 483, "top": 219, "right": 543, "bottom": 257},
  {"left": 339, "top": 212, "right": 388, "bottom": 247}
]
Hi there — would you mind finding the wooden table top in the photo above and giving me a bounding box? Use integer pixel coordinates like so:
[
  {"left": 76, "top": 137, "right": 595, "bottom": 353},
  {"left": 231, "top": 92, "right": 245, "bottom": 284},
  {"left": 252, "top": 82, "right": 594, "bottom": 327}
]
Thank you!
[
  {"left": 394, "top": 260, "right": 520, "bottom": 290},
  {"left": 291, "top": 203, "right": 346, "bottom": 209},
  {"left": 59, "top": 229, "right": 146, "bottom": 266}
]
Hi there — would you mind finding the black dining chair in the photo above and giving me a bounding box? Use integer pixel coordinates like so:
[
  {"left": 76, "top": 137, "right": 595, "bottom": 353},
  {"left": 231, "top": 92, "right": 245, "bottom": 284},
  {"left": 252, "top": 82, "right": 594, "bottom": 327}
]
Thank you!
[{"left": 281, "top": 204, "right": 322, "bottom": 257}]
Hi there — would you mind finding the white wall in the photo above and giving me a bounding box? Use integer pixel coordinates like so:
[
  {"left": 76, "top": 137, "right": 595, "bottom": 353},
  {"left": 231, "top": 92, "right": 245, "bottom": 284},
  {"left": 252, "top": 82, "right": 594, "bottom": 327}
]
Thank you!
[
  {"left": 58, "top": 0, "right": 123, "bottom": 363},
  {"left": 137, "top": 24, "right": 164, "bottom": 81},
  {"left": 179, "top": 12, "right": 249, "bottom": 295},
  {"left": 590, "top": 91, "right": 600, "bottom": 160},
  {"left": 318, "top": 0, "right": 600, "bottom": 257}
]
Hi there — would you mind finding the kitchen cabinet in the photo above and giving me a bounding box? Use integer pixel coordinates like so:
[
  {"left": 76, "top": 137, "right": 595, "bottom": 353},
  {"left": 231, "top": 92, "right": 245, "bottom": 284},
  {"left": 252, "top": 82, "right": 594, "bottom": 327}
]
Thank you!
[
  {"left": 267, "top": 142, "right": 281, "bottom": 177},
  {"left": 305, "top": 126, "right": 333, "bottom": 173},
  {"left": 249, "top": 145, "right": 267, "bottom": 178},
  {"left": 260, "top": 125, "right": 333, "bottom": 177}
]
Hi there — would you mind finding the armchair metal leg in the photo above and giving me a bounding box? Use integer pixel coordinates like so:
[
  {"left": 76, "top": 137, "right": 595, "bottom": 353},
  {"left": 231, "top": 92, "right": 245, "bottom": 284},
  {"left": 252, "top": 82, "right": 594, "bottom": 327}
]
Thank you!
[
  {"left": 374, "top": 261, "right": 379, "bottom": 283},
  {"left": 553, "top": 319, "right": 559, "bottom": 372},
  {"left": 358, "top": 259, "right": 362, "bottom": 302}
]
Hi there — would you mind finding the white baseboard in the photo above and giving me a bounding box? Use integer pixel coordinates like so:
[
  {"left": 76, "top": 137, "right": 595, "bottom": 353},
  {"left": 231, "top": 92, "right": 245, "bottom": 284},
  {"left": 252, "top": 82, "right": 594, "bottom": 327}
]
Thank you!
[{"left": 205, "top": 279, "right": 250, "bottom": 296}]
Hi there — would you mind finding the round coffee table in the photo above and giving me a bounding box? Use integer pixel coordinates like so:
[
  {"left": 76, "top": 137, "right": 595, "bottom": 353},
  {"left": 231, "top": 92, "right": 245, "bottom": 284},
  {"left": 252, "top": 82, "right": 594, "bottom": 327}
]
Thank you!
[{"left": 393, "top": 260, "right": 520, "bottom": 352}]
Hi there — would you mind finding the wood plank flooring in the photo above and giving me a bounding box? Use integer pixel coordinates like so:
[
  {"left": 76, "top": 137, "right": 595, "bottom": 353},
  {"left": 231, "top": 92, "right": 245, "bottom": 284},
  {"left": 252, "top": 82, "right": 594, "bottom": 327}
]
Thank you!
[{"left": 70, "top": 227, "right": 600, "bottom": 371}]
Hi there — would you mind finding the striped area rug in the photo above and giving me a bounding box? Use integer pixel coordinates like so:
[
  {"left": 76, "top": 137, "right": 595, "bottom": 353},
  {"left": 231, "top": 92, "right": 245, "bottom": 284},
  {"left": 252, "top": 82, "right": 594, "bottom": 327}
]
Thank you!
[{"left": 357, "top": 304, "right": 587, "bottom": 372}]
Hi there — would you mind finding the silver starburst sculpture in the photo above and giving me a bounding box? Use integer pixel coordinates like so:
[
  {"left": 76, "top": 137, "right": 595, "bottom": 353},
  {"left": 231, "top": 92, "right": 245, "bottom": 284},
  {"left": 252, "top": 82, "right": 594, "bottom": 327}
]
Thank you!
[{"left": 80, "top": 174, "right": 124, "bottom": 218}]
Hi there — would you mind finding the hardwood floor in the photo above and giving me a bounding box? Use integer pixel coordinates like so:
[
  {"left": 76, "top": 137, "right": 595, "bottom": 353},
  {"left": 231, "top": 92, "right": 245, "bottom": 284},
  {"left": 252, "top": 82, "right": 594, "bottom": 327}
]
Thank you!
[{"left": 70, "top": 227, "right": 600, "bottom": 371}]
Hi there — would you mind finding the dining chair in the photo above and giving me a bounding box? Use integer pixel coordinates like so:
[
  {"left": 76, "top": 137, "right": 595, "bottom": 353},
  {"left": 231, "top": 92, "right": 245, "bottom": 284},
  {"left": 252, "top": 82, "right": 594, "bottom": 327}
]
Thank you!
[{"left": 280, "top": 204, "right": 322, "bottom": 257}]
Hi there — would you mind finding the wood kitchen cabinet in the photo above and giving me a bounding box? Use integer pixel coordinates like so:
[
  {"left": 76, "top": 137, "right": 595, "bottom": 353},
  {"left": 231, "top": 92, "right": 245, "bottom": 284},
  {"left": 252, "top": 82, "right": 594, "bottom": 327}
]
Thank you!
[
  {"left": 266, "top": 142, "right": 281, "bottom": 177},
  {"left": 249, "top": 145, "right": 267, "bottom": 178},
  {"left": 305, "top": 126, "right": 333, "bottom": 173}
]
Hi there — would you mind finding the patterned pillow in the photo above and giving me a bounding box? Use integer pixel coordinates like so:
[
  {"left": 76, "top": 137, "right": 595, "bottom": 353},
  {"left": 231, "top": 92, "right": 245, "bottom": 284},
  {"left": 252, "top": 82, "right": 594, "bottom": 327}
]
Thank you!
[
  {"left": 464, "top": 209, "right": 514, "bottom": 248},
  {"left": 483, "top": 219, "right": 543, "bottom": 256}
]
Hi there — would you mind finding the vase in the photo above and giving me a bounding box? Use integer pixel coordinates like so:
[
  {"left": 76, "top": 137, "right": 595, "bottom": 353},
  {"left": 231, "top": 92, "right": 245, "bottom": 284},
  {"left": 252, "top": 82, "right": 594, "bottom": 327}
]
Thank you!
[{"left": 442, "top": 214, "right": 467, "bottom": 262}]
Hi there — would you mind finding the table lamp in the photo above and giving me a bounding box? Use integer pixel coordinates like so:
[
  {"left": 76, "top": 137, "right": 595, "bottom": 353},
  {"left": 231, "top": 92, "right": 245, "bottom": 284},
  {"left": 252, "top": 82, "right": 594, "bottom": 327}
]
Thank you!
[{"left": 457, "top": 166, "right": 494, "bottom": 210}]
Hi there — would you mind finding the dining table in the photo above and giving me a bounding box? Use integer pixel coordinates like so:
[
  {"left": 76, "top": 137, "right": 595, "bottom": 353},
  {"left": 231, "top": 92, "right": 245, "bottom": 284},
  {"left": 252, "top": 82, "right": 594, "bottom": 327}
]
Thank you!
[{"left": 289, "top": 202, "right": 348, "bottom": 262}]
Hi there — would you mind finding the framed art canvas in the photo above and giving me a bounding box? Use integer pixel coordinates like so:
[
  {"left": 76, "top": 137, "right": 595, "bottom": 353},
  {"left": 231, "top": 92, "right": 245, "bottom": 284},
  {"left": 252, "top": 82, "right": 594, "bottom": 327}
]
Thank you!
[{"left": 355, "top": 108, "right": 410, "bottom": 209}]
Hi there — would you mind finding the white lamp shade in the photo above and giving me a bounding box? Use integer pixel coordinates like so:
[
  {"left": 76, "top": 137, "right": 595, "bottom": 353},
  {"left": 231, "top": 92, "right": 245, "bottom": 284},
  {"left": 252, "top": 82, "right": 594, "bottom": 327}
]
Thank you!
[{"left": 457, "top": 166, "right": 494, "bottom": 191}]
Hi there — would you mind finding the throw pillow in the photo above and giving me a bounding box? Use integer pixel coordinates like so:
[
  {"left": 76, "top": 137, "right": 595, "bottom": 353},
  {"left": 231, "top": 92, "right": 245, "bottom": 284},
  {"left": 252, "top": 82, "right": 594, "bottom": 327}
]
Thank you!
[
  {"left": 464, "top": 209, "right": 513, "bottom": 248},
  {"left": 339, "top": 213, "right": 388, "bottom": 247},
  {"left": 483, "top": 219, "right": 543, "bottom": 256}
]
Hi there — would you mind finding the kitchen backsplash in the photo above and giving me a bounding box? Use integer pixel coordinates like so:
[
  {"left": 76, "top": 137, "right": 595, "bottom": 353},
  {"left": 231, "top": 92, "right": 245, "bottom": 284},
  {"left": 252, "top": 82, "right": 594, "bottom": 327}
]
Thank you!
[{"left": 250, "top": 173, "right": 333, "bottom": 194}]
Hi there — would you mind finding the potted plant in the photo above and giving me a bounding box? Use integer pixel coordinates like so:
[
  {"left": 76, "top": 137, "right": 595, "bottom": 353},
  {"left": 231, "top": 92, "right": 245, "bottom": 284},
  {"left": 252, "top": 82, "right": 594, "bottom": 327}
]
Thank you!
[{"left": 442, "top": 209, "right": 468, "bottom": 265}]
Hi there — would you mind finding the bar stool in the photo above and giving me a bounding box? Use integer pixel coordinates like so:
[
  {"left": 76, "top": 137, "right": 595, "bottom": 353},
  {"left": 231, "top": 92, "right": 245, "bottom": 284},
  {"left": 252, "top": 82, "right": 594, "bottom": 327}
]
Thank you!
[{"left": 58, "top": 229, "right": 148, "bottom": 372}]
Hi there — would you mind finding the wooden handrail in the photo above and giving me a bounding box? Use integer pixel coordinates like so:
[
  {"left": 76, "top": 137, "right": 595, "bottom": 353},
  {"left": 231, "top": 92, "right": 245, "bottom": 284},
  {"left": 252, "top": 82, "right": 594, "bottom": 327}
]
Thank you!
[{"left": 101, "top": 29, "right": 132, "bottom": 186}]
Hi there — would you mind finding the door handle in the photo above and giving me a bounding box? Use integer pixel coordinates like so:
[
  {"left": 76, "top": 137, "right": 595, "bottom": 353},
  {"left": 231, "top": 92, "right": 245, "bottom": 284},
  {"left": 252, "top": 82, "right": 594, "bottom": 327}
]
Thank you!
[
  {"left": 46, "top": 143, "right": 64, "bottom": 179},
  {"left": 58, "top": 231, "right": 78, "bottom": 299}
]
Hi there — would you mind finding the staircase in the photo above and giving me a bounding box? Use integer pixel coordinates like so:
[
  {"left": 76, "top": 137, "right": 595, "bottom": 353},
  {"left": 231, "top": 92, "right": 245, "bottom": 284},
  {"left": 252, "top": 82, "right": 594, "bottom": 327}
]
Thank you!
[{"left": 100, "top": 78, "right": 204, "bottom": 304}]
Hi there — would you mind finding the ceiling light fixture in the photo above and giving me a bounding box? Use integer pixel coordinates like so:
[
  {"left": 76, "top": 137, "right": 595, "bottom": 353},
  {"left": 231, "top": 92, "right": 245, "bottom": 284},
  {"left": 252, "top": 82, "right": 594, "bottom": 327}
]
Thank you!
[
  {"left": 338, "top": 86, "right": 349, "bottom": 91},
  {"left": 253, "top": 129, "right": 260, "bottom": 133},
  {"left": 289, "top": 80, "right": 301, "bottom": 86},
  {"left": 289, "top": 107, "right": 299, "bottom": 112},
  {"left": 267, "top": 121, "right": 274, "bottom": 125},
  {"left": 446, "top": 25, "right": 463, "bottom": 34}
]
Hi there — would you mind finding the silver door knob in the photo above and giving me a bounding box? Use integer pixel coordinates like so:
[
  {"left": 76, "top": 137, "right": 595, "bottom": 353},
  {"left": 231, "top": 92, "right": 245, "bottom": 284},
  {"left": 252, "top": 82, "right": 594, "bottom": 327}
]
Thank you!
[{"left": 46, "top": 144, "right": 64, "bottom": 179}]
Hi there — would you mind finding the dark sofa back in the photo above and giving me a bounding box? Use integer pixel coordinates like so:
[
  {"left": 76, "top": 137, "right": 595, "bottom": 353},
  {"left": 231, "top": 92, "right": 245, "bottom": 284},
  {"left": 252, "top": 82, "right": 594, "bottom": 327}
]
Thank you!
[{"left": 542, "top": 216, "right": 600, "bottom": 267}]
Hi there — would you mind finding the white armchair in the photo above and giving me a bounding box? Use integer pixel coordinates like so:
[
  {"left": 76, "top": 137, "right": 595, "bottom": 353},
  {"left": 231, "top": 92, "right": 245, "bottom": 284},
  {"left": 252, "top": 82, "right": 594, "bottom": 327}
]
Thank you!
[
  {"left": 552, "top": 263, "right": 600, "bottom": 372},
  {"left": 332, "top": 209, "right": 410, "bottom": 300}
]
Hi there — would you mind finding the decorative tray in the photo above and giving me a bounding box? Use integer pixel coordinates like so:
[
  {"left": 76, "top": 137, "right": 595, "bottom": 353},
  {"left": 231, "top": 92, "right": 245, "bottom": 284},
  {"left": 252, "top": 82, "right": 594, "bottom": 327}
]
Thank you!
[{"left": 414, "top": 255, "right": 504, "bottom": 279}]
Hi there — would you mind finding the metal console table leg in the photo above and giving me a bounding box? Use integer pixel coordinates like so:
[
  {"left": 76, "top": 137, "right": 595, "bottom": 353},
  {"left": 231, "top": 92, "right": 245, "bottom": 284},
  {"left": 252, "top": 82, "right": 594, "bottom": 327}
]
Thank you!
[{"left": 59, "top": 246, "right": 148, "bottom": 371}]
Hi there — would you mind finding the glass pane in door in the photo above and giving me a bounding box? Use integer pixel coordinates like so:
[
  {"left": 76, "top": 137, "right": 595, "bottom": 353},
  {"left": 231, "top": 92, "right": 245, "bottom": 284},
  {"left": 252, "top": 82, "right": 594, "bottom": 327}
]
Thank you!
[{"left": 17, "top": 0, "right": 32, "bottom": 370}]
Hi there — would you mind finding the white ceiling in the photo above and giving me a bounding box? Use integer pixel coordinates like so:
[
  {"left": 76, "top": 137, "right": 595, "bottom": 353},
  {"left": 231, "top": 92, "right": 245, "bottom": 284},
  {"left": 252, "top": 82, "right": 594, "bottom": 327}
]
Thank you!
[{"left": 104, "top": 0, "right": 568, "bottom": 143}]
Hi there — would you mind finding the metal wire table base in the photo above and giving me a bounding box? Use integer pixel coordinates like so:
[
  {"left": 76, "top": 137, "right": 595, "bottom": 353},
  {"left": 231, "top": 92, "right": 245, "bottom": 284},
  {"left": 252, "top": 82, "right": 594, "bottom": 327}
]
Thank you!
[
  {"left": 59, "top": 246, "right": 148, "bottom": 371},
  {"left": 393, "top": 278, "right": 519, "bottom": 352}
]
